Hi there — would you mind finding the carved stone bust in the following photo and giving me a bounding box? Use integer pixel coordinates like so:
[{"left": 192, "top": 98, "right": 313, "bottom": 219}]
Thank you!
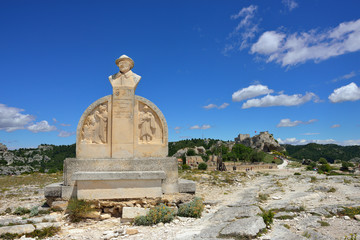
[{"left": 108, "top": 55, "right": 141, "bottom": 89}]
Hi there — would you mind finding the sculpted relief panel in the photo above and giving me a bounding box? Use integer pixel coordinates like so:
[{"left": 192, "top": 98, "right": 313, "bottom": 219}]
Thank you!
[
  {"left": 138, "top": 103, "right": 163, "bottom": 144},
  {"left": 81, "top": 103, "right": 108, "bottom": 144}
]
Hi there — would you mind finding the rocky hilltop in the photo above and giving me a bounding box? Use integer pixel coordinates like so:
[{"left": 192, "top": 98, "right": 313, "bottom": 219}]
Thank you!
[
  {"left": 235, "top": 131, "right": 284, "bottom": 152},
  {"left": 0, "top": 144, "right": 75, "bottom": 175}
]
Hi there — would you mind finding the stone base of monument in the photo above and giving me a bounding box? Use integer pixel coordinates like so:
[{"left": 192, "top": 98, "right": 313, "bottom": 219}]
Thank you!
[{"left": 45, "top": 157, "right": 196, "bottom": 200}]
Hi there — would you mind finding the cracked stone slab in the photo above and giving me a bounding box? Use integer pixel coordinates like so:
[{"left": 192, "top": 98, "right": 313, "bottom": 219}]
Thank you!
[
  {"left": 211, "top": 205, "right": 261, "bottom": 222},
  {"left": 219, "top": 216, "right": 266, "bottom": 238}
]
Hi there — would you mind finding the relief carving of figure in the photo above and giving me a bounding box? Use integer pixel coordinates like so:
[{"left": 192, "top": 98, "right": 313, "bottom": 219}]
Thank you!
[
  {"left": 108, "top": 55, "right": 141, "bottom": 89},
  {"left": 94, "top": 104, "right": 108, "bottom": 143},
  {"left": 139, "top": 106, "right": 156, "bottom": 143},
  {"left": 81, "top": 104, "right": 108, "bottom": 144}
]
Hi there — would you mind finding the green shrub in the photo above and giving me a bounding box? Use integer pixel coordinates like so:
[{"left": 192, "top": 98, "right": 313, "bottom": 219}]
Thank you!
[
  {"left": 30, "top": 206, "right": 39, "bottom": 217},
  {"left": 328, "top": 187, "right": 336, "bottom": 193},
  {"left": 198, "top": 162, "right": 208, "bottom": 170},
  {"left": 339, "top": 207, "right": 360, "bottom": 218},
  {"left": 178, "top": 197, "right": 204, "bottom": 218},
  {"left": 261, "top": 209, "right": 274, "bottom": 226},
  {"left": 319, "top": 157, "right": 328, "bottom": 164},
  {"left": 182, "top": 164, "right": 191, "bottom": 170},
  {"left": 258, "top": 193, "right": 269, "bottom": 201},
  {"left": 319, "top": 163, "right": 331, "bottom": 173},
  {"left": 5, "top": 208, "right": 12, "bottom": 214},
  {"left": 187, "top": 149, "right": 196, "bottom": 156},
  {"left": 26, "top": 226, "right": 60, "bottom": 239},
  {"left": 318, "top": 220, "right": 330, "bottom": 226},
  {"left": 134, "top": 204, "right": 175, "bottom": 226},
  {"left": 294, "top": 172, "right": 301, "bottom": 175},
  {"left": 14, "top": 207, "right": 30, "bottom": 215},
  {"left": 66, "top": 198, "right": 93, "bottom": 222}
]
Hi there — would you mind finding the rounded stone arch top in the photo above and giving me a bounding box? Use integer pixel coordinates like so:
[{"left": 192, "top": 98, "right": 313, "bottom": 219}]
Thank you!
[
  {"left": 76, "top": 94, "right": 168, "bottom": 159},
  {"left": 76, "top": 95, "right": 112, "bottom": 159},
  {"left": 135, "top": 95, "right": 168, "bottom": 146}
]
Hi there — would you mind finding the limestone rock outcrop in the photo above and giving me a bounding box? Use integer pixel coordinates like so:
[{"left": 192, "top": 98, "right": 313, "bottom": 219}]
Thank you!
[
  {"left": 0, "top": 143, "right": 7, "bottom": 152},
  {"left": 235, "top": 131, "right": 284, "bottom": 152}
]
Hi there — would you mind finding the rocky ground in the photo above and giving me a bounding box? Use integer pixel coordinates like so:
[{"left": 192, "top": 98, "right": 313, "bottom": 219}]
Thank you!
[{"left": 1, "top": 164, "right": 360, "bottom": 239}]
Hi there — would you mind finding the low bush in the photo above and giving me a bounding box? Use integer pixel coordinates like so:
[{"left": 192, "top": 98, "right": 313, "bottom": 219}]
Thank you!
[
  {"left": 26, "top": 226, "right": 60, "bottom": 239},
  {"left": 178, "top": 197, "right": 204, "bottom": 218},
  {"left": 66, "top": 198, "right": 93, "bottom": 222},
  {"left": 30, "top": 206, "right": 39, "bottom": 217},
  {"left": 182, "top": 164, "right": 191, "bottom": 170},
  {"left": 339, "top": 207, "right": 360, "bottom": 218},
  {"left": 198, "top": 162, "right": 208, "bottom": 170},
  {"left": 294, "top": 172, "right": 301, "bottom": 175},
  {"left": 14, "top": 207, "right": 30, "bottom": 215},
  {"left": 134, "top": 204, "right": 175, "bottom": 226},
  {"left": 260, "top": 209, "right": 274, "bottom": 226}
]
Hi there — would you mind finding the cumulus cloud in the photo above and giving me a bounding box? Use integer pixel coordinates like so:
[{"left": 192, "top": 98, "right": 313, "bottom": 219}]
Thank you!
[
  {"left": 332, "top": 71, "right": 357, "bottom": 82},
  {"left": 242, "top": 92, "right": 317, "bottom": 109},
  {"left": 282, "top": 0, "right": 298, "bottom": 11},
  {"left": 331, "top": 124, "right": 341, "bottom": 128},
  {"left": 190, "top": 124, "right": 211, "bottom": 130},
  {"left": 203, "top": 103, "right": 229, "bottom": 110},
  {"left": 329, "top": 82, "right": 360, "bottom": 103},
  {"left": 251, "top": 18, "right": 360, "bottom": 66},
  {"left": 223, "top": 5, "right": 259, "bottom": 54},
  {"left": 277, "top": 118, "right": 317, "bottom": 127},
  {"left": 0, "top": 104, "right": 35, "bottom": 132},
  {"left": 232, "top": 84, "right": 274, "bottom": 102},
  {"left": 58, "top": 130, "right": 75, "bottom": 137},
  {"left": 27, "top": 120, "right": 57, "bottom": 133}
]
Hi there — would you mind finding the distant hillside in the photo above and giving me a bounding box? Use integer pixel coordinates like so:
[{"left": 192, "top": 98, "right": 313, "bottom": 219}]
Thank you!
[
  {"left": 284, "top": 143, "right": 360, "bottom": 162},
  {"left": 0, "top": 144, "right": 75, "bottom": 175}
]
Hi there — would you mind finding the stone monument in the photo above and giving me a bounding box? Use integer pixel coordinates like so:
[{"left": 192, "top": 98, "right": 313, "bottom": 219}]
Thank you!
[{"left": 45, "top": 55, "right": 193, "bottom": 200}]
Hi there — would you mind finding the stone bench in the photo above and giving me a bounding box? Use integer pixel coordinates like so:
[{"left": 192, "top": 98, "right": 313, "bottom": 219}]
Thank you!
[{"left": 72, "top": 171, "right": 166, "bottom": 199}]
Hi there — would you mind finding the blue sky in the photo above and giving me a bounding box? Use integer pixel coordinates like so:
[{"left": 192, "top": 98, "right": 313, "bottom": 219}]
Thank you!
[{"left": 1, "top": 0, "right": 360, "bottom": 149}]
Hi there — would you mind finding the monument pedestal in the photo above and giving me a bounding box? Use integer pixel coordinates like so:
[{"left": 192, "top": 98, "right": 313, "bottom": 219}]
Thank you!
[{"left": 44, "top": 55, "right": 195, "bottom": 202}]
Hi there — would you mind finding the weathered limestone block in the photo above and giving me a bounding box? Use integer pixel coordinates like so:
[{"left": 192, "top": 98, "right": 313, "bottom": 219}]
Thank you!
[
  {"left": 0, "top": 224, "right": 35, "bottom": 235},
  {"left": 122, "top": 207, "right": 149, "bottom": 220}
]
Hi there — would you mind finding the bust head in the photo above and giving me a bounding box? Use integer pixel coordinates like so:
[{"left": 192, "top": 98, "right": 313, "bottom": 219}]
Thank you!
[{"left": 115, "top": 55, "right": 134, "bottom": 73}]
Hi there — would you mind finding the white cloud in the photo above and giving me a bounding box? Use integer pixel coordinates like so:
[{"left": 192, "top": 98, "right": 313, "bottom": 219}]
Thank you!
[
  {"left": 0, "top": 104, "right": 35, "bottom": 132},
  {"left": 190, "top": 124, "right": 211, "bottom": 130},
  {"left": 58, "top": 130, "right": 75, "bottom": 137},
  {"left": 218, "top": 103, "right": 229, "bottom": 109},
  {"left": 251, "top": 31, "right": 285, "bottom": 55},
  {"left": 278, "top": 137, "right": 360, "bottom": 146},
  {"left": 242, "top": 92, "right": 317, "bottom": 109},
  {"left": 332, "top": 71, "right": 357, "bottom": 82},
  {"left": 52, "top": 118, "right": 57, "bottom": 123},
  {"left": 331, "top": 124, "right": 341, "bottom": 128},
  {"left": 329, "top": 82, "right": 360, "bottom": 103},
  {"left": 232, "top": 84, "right": 274, "bottom": 102},
  {"left": 223, "top": 5, "right": 259, "bottom": 54},
  {"left": 277, "top": 118, "right": 317, "bottom": 127},
  {"left": 277, "top": 138, "right": 336, "bottom": 145},
  {"left": 203, "top": 103, "right": 229, "bottom": 110},
  {"left": 27, "top": 120, "right": 57, "bottom": 133},
  {"left": 251, "top": 18, "right": 360, "bottom": 66},
  {"left": 60, "top": 123, "right": 71, "bottom": 127},
  {"left": 282, "top": 0, "right": 298, "bottom": 11},
  {"left": 174, "top": 126, "right": 181, "bottom": 130}
]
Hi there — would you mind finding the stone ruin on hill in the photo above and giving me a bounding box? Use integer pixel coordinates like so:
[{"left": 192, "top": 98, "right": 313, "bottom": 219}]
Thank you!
[
  {"left": 45, "top": 55, "right": 195, "bottom": 201},
  {"left": 235, "top": 131, "right": 284, "bottom": 152}
]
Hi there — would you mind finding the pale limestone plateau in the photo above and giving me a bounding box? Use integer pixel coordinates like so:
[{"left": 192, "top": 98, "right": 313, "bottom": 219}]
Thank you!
[{"left": 45, "top": 55, "right": 194, "bottom": 201}]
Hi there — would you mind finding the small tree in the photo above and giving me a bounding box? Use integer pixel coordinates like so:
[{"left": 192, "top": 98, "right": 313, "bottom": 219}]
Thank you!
[
  {"left": 319, "top": 157, "right": 328, "bottom": 164},
  {"left": 198, "top": 162, "right": 208, "bottom": 170}
]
